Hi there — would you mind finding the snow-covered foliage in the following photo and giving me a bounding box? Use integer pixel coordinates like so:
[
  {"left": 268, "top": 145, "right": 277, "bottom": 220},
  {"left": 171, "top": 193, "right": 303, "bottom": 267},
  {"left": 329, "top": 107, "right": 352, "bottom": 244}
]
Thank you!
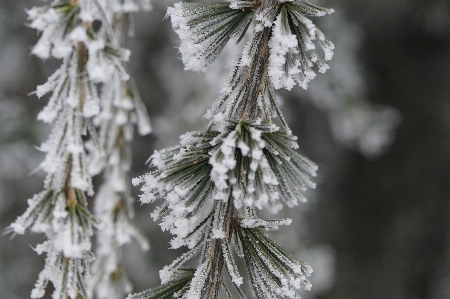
[
  {"left": 267, "top": 2, "right": 334, "bottom": 90},
  {"left": 167, "top": 0, "right": 333, "bottom": 88},
  {"left": 131, "top": 0, "right": 333, "bottom": 298},
  {"left": 134, "top": 121, "right": 316, "bottom": 250},
  {"left": 167, "top": 1, "right": 257, "bottom": 71},
  {"left": 10, "top": 1, "right": 151, "bottom": 298}
]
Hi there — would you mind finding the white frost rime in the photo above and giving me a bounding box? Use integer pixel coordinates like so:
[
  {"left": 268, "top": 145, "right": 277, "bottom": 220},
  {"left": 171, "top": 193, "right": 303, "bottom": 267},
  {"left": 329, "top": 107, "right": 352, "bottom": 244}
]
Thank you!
[{"left": 268, "top": 3, "right": 334, "bottom": 90}]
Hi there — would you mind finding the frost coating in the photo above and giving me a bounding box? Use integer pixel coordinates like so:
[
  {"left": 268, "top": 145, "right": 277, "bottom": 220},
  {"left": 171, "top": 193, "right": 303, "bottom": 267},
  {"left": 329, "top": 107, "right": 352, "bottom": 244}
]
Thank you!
[
  {"left": 236, "top": 226, "right": 313, "bottom": 298},
  {"left": 208, "top": 121, "right": 316, "bottom": 212},
  {"left": 137, "top": 121, "right": 316, "bottom": 246},
  {"left": 268, "top": 3, "right": 335, "bottom": 90},
  {"left": 168, "top": 1, "right": 256, "bottom": 71},
  {"left": 268, "top": 17, "right": 302, "bottom": 90}
]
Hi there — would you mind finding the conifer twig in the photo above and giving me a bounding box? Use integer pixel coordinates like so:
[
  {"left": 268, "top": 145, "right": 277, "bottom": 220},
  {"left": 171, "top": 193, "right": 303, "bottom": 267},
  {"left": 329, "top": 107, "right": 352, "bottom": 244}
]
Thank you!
[{"left": 131, "top": 0, "right": 334, "bottom": 298}]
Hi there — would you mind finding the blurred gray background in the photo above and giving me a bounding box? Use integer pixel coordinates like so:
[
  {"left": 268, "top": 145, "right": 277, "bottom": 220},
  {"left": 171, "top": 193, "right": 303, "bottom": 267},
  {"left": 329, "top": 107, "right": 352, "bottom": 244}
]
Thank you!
[{"left": 1, "top": 0, "right": 449, "bottom": 298}]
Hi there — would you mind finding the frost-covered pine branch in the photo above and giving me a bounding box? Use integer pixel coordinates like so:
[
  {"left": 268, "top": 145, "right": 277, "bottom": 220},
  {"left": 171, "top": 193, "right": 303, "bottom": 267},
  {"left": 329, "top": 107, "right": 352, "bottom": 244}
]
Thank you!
[
  {"left": 10, "top": 1, "right": 150, "bottom": 298},
  {"left": 130, "top": 0, "right": 333, "bottom": 298}
]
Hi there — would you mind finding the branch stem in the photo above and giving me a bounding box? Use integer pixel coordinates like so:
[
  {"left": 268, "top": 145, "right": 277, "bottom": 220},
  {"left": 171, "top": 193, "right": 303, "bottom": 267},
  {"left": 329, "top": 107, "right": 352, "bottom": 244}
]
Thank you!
[
  {"left": 200, "top": 194, "right": 239, "bottom": 299},
  {"left": 235, "top": 0, "right": 278, "bottom": 121}
]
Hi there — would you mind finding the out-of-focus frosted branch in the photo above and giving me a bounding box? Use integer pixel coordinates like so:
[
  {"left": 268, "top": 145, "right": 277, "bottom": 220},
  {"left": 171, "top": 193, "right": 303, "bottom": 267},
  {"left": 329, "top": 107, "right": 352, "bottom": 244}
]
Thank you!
[
  {"left": 308, "top": 11, "right": 401, "bottom": 157},
  {"left": 10, "top": 1, "right": 151, "bottom": 298},
  {"left": 87, "top": 3, "right": 152, "bottom": 299}
]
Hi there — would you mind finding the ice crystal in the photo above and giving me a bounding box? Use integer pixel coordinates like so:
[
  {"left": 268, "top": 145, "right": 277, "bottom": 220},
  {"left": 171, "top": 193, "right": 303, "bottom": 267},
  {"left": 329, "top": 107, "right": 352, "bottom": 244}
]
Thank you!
[
  {"left": 209, "top": 120, "right": 316, "bottom": 212},
  {"left": 167, "top": 1, "right": 257, "bottom": 71},
  {"left": 236, "top": 226, "right": 313, "bottom": 298},
  {"left": 267, "top": 2, "right": 334, "bottom": 90}
]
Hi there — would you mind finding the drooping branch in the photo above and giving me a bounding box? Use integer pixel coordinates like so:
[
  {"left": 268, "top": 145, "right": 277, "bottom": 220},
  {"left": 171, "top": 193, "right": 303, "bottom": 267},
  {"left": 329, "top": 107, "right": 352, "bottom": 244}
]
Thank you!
[{"left": 130, "top": 0, "right": 334, "bottom": 298}]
